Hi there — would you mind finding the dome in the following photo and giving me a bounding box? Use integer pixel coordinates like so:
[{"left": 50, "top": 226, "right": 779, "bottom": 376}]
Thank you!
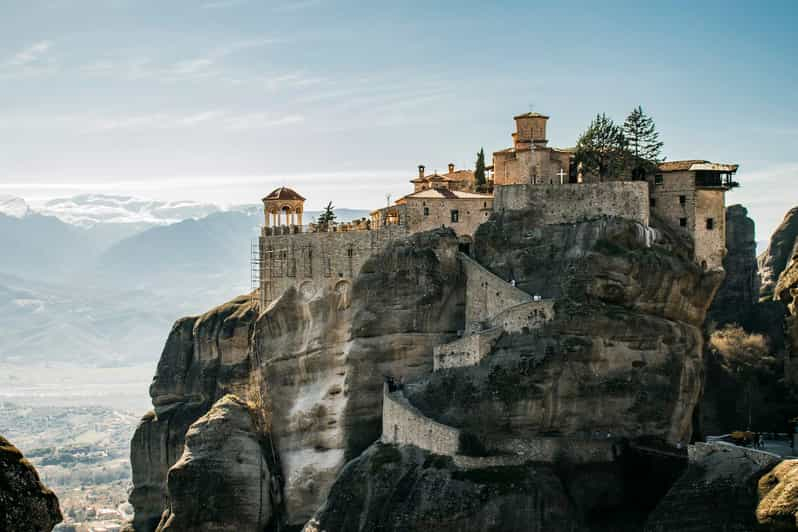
[{"left": 262, "top": 187, "right": 305, "bottom": 202}]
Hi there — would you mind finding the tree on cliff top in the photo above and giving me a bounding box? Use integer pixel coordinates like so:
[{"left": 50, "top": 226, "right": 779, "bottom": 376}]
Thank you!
[
  {"left": 474, "top": 148, "right": 487, "bottom": 192},
  {"left": 623, "top": 106, "right": 664, "bottom": 177},
  {"left": 317, "top": 202, "right": 336, "bottom": 227},
  {"left": 575, "top": 113, "right": 628, "bottom": 180}
]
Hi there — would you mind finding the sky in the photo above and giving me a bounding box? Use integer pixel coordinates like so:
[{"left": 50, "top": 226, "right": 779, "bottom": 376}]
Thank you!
[{"left": 0, "top": 0, "right": 795, "bottom": 240}]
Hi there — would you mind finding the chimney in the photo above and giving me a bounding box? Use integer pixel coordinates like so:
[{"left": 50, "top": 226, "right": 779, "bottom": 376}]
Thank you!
[
  {"left": 448, "top": 163, "right": 455, "bottom": 173},
  {"left": 418, "top": 165, "right": 425, "bottom": 179}
]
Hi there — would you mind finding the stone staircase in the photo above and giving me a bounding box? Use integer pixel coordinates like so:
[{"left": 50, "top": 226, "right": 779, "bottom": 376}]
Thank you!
[{"left": 433, "top": 253, "right": 555, "bottom": 371}]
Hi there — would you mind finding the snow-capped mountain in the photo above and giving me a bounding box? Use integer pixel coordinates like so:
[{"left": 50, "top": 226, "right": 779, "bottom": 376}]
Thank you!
[{"left": 0, "top": 195, "right": 30, "bottom": 218}]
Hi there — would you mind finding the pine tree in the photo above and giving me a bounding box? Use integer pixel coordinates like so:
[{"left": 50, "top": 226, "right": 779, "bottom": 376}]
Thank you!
[
  {"left": 474, "top": 148, "right": 487, "bottom": 192},
  {"left": 575, "top": 113, "right": 628, "bottom": 180},
  {"left": 317, "top": 201, "right": 336, "bottom": 227},
  {"left": 623, "top": 105, "right": 664, "bottom": 163}
]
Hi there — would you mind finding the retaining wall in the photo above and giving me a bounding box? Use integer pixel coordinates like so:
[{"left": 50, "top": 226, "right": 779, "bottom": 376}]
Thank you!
[
  {"left": 488, "top": 299, "right": 555, "bottom": 333},
  {"left": 433, "top": 327, "right": 503, "bottom": 371},
  {"left": 381, "top": 384, "right": 461, "bottom": 456},
  {"left": 494, "top": 182, "right": 650, "bottom": 226}
]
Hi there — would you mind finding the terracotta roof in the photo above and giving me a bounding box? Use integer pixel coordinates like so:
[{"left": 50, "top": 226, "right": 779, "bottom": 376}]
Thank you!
[
  {"left": 263, "top": 186, "right": 305, "bottom": 201},
  {"left": 404, "top": 189, "right": 492, "bottom": 200},
  {"left": 442, "top": 169, "right": 474, "bottom": 181},
  {"left": 513, "top": 112, "right": 549, "bottom": 120},
  {"left": 657, "top": 160, "right": 709, "bottom": 172}
]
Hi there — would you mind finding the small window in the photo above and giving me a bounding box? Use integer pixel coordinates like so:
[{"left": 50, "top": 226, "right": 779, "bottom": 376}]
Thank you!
[
  {"left": 483, "top": 202, "right": 487, "bottom": 208},
  {"left": 654, "top": 174, "right": 663, "bottom": 185},
  {"left": 706, "top": 218, "right": 714, "bottom": 230},
  {"left": 347, "top": 247, "right": 354, "bottom": 257},
  {"left": 649, "top": 198, "right": 656, "bottom": 208},
  {"left": 423, "top": 207, "right": 429, "bottom": 216},
  {"left": 679, "top": 218, "right": 687, "bottom": 227},
  {"left": 679, "top": 195, "right": 686, "bottom": 205},
  {"left": 450, "top": 209, "right": 459, "bottom": 223}
]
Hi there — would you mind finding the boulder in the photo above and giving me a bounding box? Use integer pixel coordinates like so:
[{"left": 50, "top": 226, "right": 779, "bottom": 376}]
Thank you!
[
  {"left": 758, "top": 459, "right": 798, "bottom": 530},
  {"left": 0, "top": 435, "right": 62, "bottom": 532}
]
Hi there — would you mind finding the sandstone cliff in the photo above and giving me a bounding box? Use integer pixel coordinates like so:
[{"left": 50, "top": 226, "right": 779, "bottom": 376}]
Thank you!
[
  {"left": 129, "top": 230, "right": 463, "bottom": 530},
  {"left": 0, "top": 435, "right": 62, "bottom": 532},
  {"left": 760, "top": 207, "right": 798, "bottom": 302},
  {"left": 708, "top": 204, "right": 759, "bottom": 327}
]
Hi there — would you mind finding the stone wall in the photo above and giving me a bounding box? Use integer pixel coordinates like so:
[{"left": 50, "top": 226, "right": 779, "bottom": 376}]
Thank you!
[
  {"left": 381, "top": 384, "right": 461, "bottom": 456},
  {"left": 460, "top": 252, "right": 533, "bottom": 329},
  {"left": 259, "top": 225, "right": 408, "bottom": 307},
  {"left": 494, "top": 182, "right": 650, "bottom": 226},
  {"left": 433, "top": 327, "right": 503, "bottom": 371},
  {"left": 405, "top": 196, "right": 493, "bottom": 238},
  {"left": 488, "top": 299, "right": 555, "bottom": 334}
]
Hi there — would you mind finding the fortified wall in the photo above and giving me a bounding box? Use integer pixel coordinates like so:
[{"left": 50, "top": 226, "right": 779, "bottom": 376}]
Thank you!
[
  {"left": 494, "top": 182, "right": 650, "bottom": 227},
  {"left": 382, "top": 383, "right": 461, "bottom": 456},
  {"left": 259, "top": 225, "right": 409, "bottom": 307}
]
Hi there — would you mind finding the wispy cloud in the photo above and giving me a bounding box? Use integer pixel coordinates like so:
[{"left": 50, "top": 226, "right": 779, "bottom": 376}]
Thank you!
[
  {"left": 0, "top": 110, "right": 304, "bottom": 133},
  {"left": 8, "top": 41, "right": 53, "bottom": 66},
  {"left": 201, "top": 0, "right": 246, "bottom": 8},
  {"left": 273, "top": 0, "right": 322, "bottom": 12}
]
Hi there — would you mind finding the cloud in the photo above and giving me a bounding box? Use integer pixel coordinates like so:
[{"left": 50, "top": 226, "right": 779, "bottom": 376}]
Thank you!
[
  {"left": 0, "top": 110, "right": 304, "bottom": 133},
  {"left": 273, "top": 0, "right": 322, "bottom": 12},
  {"left": 172, "top": 58, "right": 215, "bottom": 75},
  {"left": 201, "top": 0, "right": 245, "bottom": 8},
  {"left": 8, "top": 41, "right": 53, "bottom": 66}
]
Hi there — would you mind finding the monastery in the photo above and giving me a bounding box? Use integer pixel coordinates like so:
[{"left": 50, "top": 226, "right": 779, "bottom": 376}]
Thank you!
[{"left": 257, "top": 111, "right": 739, "bottom": 309}]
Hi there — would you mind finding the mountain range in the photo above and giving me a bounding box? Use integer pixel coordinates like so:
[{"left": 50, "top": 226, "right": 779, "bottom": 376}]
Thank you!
[{"left": 0, "top": 194, "right": 368, "bottom": 366}]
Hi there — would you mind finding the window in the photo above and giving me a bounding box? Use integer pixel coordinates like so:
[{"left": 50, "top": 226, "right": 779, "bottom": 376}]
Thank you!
[
  {"left": 450, "top": 210, "right": 459, "bottom": 223},
  {"left": 679, "top": 195, "right": 686, "bottom": 205},
  {"left": 649, "top": 198, "right": 656, "bottom": 208},
  {"left": 347, "top": 247, "right": 354, "bottom": 258},
  {"left": 679, "top": 218, "right": 687, "bottom": 227},
  {"left": 706, "top": 218, "right": 715, "bottom": 230},
  {"left": 423, "top": 207, "right": 429, "bottom": 216},
  {"left": 654, "top": 174, "right": 664, "bottom": 185}
]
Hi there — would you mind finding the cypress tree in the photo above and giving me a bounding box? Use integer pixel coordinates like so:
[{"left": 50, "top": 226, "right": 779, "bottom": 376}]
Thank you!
[
  {"left": 474, "top": 148, "right": 487, "bottom": 192},
  {"left": 317, "top": 201, "right": 336, "bottom": 227}
]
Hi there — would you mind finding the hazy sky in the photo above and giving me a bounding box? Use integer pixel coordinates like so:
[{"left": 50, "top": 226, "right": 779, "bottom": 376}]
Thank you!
[{"left": 0, "top": 0, "right": 795, "bottom": 239}]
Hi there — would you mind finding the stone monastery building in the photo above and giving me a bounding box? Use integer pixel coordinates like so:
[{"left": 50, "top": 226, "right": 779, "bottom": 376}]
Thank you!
[{"left": 257, "top": 111, "right": 739, "bottom": 309}]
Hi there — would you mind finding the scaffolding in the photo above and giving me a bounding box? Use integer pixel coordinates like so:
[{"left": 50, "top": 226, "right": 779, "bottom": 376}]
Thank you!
[{"left": 251, "top": 238, "right": 290, "bottom": 311}]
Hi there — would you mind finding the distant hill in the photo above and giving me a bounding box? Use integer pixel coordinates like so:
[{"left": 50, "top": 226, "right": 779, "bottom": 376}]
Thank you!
[{"left": 0, "top": 198, "right": 370, "bottom": 366}]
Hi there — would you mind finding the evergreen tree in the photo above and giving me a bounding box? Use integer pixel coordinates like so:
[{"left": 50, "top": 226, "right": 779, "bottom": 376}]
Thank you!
[
  {"left": 575, "top": 113, "right": 628, "bottom": 180},
  {"left": 623, "top": 105, "right": 664, "bottom": 163},
  {"left": 474, "top": 148, "right": 487, "bottom": 192},
  {"left": 317, "top": 201, "right": 336, "bottom": 227}
]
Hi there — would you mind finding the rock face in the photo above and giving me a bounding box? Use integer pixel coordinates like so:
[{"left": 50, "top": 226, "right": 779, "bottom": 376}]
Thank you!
[
  {"left": 156, "top": 395, "right": 272, "bottom": 531},
  {"left": 645, "top": 442, "right": 780, "bottom": 531},
  {"left": 409, "top": 213, "right": 719, "bottom": 446},
  {"left": 757, "top": 459, "right": 798, "bottom": 530},
  {"left": 304, "top": 443, "right": 582, "bottom": 532},
  {"left": 131, "top": 205, "right": 726, "bottom": 531},
  {"left": 760, "top": 207, "right": 798, "bottom": 302},
  {"left": 0, "top": 435, "right": 62, "bottom": 532},
  {"left": 129, "top": 295, "right": 260, "bottom": 531},
  {"left": 129, "top": 230, "right": 464, "bottom": 529},
  {"left": 758, "top": 206, "right": 798, "bottom": 383},
  {"left": 708, "top": 204, "right": 758, "bottom": 327}
]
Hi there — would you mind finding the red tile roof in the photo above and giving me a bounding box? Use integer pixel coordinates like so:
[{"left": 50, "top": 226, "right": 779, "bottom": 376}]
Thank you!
[{"left": 263, "top": 187, "right": 305, "bottom": 201}]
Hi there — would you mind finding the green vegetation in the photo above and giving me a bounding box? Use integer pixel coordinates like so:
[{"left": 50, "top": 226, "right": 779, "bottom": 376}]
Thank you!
[
  {"left": 316, "top": 201, "right": 337, "bottom": 228},
  {"left": 575, "top": 113, "right": 628, "bottom": 181},
  {"left": 474, "top": 147, "right": 488, "bottom": 192},
  {"left": 575, "top": 107, "right": 664, "bottom": 181}
]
